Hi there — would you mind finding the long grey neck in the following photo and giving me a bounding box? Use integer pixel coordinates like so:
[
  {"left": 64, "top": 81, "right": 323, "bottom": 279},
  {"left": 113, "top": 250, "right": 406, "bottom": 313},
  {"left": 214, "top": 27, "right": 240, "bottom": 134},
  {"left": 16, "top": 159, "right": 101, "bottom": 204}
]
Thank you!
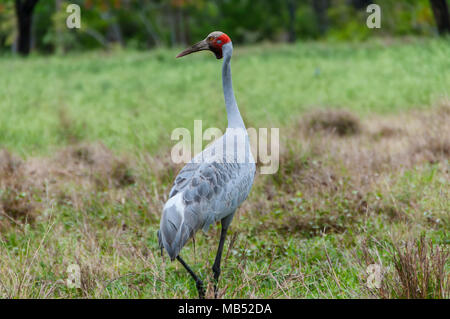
[{"left": 222, "top": 43, "right": 245, "bottom": 129}]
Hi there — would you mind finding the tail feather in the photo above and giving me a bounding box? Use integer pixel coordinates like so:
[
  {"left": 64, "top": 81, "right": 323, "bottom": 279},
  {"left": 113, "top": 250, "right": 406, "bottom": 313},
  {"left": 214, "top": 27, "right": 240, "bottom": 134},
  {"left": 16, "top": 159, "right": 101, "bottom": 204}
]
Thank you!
[
  {"left": 157, "top": 230, "right": 163, "bottom": 256},
  {"left": 158, "top": 193, "right": 201, "bottom": 260}
]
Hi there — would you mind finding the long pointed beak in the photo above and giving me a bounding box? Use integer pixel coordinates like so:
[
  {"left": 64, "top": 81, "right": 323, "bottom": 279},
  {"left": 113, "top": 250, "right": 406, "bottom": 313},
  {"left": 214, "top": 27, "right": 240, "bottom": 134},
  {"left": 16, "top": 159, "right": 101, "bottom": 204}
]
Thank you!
[{"left": 176, "top": 39, "right": 209, "bottom": 58}]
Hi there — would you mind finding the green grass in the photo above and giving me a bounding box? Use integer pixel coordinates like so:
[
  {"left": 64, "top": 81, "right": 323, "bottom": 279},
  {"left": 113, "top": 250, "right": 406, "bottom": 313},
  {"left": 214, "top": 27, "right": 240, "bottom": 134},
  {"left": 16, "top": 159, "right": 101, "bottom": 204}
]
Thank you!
[
  {"left": 0, "top": 38, "right": 449, "bottom": 157},
  {"left": 0, "top": 38, "right": 449, "bottom": 298}
]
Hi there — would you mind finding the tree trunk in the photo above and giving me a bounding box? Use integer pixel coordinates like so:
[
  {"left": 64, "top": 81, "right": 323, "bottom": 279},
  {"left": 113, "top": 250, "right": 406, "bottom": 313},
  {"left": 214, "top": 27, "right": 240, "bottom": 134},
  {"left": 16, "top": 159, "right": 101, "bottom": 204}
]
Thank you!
[
  {"left": 55, "top": 0, "right": 63, "bottom": 54},
  {"left": 287, "top": 0, "right": 296, "bottom": 43},
  {"left": 350, "top": 0, "right": 372, "bottom": 10},
  {"left": 312, "top": 0, "right": 329, "bottom": 36},
  {"left": 168, "top": 5, "right": 176, "bottom": 47},
  {"left": 175, "top": 6, "right": 185, "bottom": 46},
  {"left": 139, "top": 12, "right": 162, "bottom": 48},
  {"left": 15, "top": 0, "right": 39, "bottom": 56},
  {"left": 430, "top": 0, "right": 450, "bottom": 35},
  {"left": 183, "top": 8, "right": 191, "bottom": 46}
]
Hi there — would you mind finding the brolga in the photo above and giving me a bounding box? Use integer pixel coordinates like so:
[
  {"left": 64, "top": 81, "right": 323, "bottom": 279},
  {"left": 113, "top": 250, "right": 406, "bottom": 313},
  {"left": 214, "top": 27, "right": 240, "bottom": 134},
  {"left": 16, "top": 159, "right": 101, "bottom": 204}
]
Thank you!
[{"left": 158, "top": 31, "right": 256, "bottom": 298}]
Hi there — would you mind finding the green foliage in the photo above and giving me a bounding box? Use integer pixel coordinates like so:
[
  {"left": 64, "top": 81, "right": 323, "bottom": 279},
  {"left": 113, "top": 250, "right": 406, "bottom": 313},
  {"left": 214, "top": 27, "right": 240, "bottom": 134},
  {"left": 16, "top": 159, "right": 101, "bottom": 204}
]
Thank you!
[
  {"left": 0, "top": 1, "right": 16, "bottom": 48},
  {"left": 0, "top": 0, "right": 446, "bottom": 53}
]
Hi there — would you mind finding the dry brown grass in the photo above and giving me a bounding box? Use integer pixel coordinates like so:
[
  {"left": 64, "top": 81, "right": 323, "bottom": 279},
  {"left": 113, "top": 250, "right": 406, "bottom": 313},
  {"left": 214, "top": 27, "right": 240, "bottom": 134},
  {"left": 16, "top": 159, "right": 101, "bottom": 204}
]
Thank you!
[
  {"left": 303, "top": 109, "right": 361, "bottom": 136},
  {"left": 243, "top": 105, "right": 449, "bottom": 239},
  {"left": 0, "top": 149, "right": 37, "bottom": 228},
  {"left": 390, "top": 235, "right": 449, "bottom": 298},
  {"left": 358, "top": 235, "right": 449, "bottom": 299},
  {"left": 0, "top": 142, "right": 141, "bottom": 228}
]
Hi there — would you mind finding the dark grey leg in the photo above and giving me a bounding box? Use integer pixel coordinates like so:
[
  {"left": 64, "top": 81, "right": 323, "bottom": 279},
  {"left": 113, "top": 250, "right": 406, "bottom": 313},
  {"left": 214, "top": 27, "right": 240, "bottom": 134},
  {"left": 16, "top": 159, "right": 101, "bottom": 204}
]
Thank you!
[
  {"left": 177, "top": 255, "right": 205, "bottom": 299},
  {"left": 212, "top": 221, "right": 230, "bottom": 298}
]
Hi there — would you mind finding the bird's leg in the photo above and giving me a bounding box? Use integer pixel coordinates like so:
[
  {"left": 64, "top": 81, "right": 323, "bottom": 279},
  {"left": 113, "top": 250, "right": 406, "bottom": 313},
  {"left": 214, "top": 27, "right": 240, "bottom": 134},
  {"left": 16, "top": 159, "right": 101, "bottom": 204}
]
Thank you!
[
  {"left": 176, "top": 255, "right": 205, "bottom": 299},
  {"left": 212, "top": 223, "right": 229, "bottom": 298}
]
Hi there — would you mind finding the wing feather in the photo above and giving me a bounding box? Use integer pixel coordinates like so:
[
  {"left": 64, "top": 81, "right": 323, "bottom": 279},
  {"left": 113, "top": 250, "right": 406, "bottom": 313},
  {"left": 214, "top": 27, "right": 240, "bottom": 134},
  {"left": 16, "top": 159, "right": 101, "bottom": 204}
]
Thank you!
[{"left": 159, "top": 132, "right": 256, "bottom": 259}]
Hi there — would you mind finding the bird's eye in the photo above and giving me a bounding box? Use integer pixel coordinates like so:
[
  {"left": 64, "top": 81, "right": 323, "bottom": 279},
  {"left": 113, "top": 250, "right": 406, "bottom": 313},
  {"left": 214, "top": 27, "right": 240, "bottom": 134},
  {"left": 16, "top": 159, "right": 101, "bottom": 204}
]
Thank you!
[{"left": 207, "top": 36, "right": 213, "bottom": 41}]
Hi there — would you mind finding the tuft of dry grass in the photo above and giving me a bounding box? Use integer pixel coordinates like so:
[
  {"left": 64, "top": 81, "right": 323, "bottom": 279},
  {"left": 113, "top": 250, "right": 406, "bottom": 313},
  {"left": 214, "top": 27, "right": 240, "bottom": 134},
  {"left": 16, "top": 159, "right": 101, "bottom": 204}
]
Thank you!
[
  {"left": 303, "top": 109, "right": 361, "bottom": 136},
  {"left": 390, "top": 235, "right": 449, "bottom": 299},
  {"left": 358, "top": 235, "right": 449, "bottom": 299},
  {"left": 0, "top": 149, "right": 37, "bottom": 227}
]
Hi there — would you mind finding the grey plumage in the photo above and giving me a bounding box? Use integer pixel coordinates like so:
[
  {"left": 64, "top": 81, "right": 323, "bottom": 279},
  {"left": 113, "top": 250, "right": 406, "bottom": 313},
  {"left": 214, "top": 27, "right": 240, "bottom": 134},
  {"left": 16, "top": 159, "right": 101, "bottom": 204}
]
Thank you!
[{"left": 159, "top": 133, "right": 255, "bottom": 260}]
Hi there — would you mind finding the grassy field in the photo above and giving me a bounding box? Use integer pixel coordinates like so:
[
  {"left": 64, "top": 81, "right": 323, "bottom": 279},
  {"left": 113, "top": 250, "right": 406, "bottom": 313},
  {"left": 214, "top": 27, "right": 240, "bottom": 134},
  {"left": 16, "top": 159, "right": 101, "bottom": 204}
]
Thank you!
[
  {"left": 1, "top": 38, "right": 449, "bottom": 156},
  {"left": 0, "top": 38, "right": 449, "bottom": 298}
]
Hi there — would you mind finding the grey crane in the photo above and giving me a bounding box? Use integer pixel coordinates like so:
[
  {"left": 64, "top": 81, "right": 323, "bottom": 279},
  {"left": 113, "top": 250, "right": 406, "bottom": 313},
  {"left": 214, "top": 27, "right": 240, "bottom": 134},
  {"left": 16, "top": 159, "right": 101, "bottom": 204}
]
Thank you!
[{"left": 158, "top": 31, "right": 256, "bottom": 298}]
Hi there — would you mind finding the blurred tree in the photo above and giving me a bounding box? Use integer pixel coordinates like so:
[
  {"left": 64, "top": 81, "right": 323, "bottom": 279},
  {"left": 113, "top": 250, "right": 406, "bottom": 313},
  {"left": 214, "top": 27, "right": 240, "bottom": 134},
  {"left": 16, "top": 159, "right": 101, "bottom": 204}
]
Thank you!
[
  {"left": 350, "top": 0, "right": 373, "bottom": 10},
  {"left": 0, "top": 0, "right": 444, "bottom": 54},
  {"left": 15, "top": 0, "right": 39, "bottom": 55},
  {"left": 429, "top": 0, "right": 450, "bottom": 34},
  {"left": 312, "top": 0, "right": 329, "bottom": 35},
  {"left": 0, "top": 2, "right": 17, "bottom": 50},
  {"left": 136, "top": 1, "right": 163, "bottom": 48},
  {"left": 286, "top": 0, "right": 296, "bottom": 43}
]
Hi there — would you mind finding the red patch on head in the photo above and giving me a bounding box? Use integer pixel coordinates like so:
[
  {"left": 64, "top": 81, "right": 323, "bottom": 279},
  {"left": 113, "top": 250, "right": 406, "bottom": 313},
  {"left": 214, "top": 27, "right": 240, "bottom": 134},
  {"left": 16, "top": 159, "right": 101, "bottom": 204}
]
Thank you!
[{"left": 213, "top": 33, "right": 231, "bottom": 48}]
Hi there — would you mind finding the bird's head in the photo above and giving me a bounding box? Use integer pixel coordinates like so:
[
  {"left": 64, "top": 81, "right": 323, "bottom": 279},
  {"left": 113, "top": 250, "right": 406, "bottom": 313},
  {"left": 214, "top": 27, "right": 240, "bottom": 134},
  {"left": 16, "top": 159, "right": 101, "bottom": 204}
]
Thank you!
[{"left": 176, "top": 31, "right": 231, "bottom": 60}]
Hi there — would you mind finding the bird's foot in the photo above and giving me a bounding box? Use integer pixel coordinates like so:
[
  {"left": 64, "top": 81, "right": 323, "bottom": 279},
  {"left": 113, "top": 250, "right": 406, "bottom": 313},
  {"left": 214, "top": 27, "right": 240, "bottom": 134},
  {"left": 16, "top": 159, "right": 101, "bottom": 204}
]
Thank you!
[
  {"left": 212, "top": 268, "right": 220, "bottom": 298},
  {"left": 196, "top": 280, "right": 205, "bottom": 299}
]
